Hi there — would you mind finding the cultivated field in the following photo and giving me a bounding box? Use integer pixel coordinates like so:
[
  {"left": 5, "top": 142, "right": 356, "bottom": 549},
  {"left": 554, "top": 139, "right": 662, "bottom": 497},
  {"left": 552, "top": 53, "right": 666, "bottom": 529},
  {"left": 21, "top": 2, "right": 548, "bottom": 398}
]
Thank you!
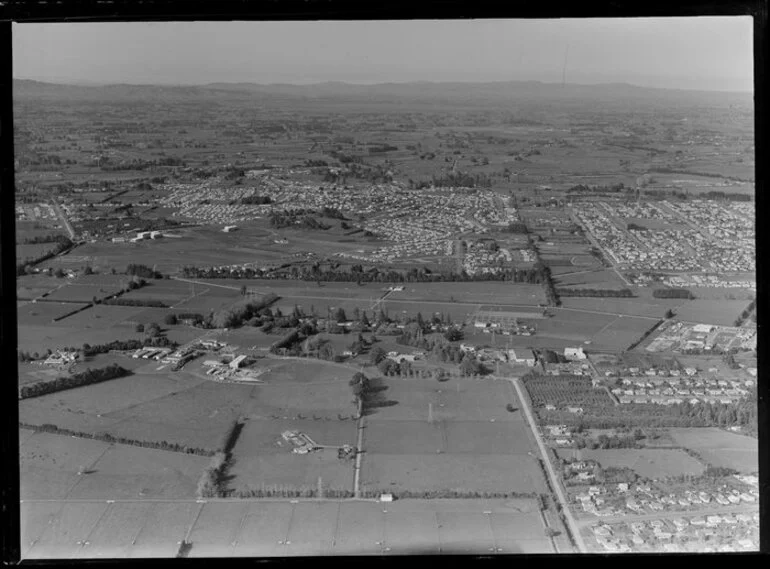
[
  {"left": 16, "top": 302, "right": 86, "bottom": 326},
  {"left": 589, "top": 316, "right": 659, "bottom": 351},
  {"left": 668, "top": 428, "right": 758, "bottom": 473}
]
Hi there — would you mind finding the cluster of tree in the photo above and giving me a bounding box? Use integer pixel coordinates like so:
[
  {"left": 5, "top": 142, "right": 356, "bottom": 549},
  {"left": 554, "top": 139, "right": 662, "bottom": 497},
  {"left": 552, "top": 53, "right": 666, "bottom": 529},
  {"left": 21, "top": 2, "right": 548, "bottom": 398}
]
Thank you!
[
  {"left": 21, "top": 234, "right": 72, "bottom": 245},
  {"left": 211, "top": 293, "right": 279, "bottom": 329},
  {"left": 536, "top": 350, "right": 568, "bottom": 365},
  {"left": 571, "top": 432, "right": 644, "bottom": 450},
  {"left": 701, "top": 191, "right": 752, "bottom": 202},
  {"left": 180, "top": 263, "right": 555, "bottom": 285},
  {"left": 126, "top": 263, "right": 162, "bottom": 279},
  {"left": 367, "top": 143, "right": 398, "bottom": 153},
  {"left": 626, "top": 223, "right": 649, "bottom": 231},
  {"left": 305, "top": 159, "right": 329, "bottom": 167},
  {"left": 77, "top": 336, "right": 177, "bottom": 358},
  {"left": 327, "top": 150, "right": 364, "bottom": 165},
  {"left": 649, "top": 167, "right": 750, "bottom": 183},
  {"left": 197, "top": 452, "right": 228, "bottom": 498},
  {"left": 504, "top": 221, "right": 529, "bottom": 234},
  {"left": 21, "top": 423, "right": 216, "bottom": 456},
  {"left": 103, "top": 297, "right": 167, "bottom": 308},
  {"left": 555, "top": 288, "right": 634, "bottom": 298},
  {"left": 418, "top": 170, "right": 493, "bottom": 189},
  {"left": 653, "top": 288, "right": 694, "bottom": 299},
  {"left": 320, "top": 206, "right": 346, "bottom": 220},
  {"left": 539, "top": 389, "right": 757, "bottom": 430},
  {"left": 269, "top": 210, "right": 330, "bottom": 230},
  {"left": 595, "top": 466, "right": 638, "bottom": 484},
  {"left": 19, "top": 363, "right": 129, "bottom": 399},
  {"left": 98, "top": 156, "right": 185, "bottom": 171},
  {"left": 240, "top": 194, "right": 273, "bottom": 205},
  {"left": 566, "top": 183, "right": 627, "bottom": 194}
]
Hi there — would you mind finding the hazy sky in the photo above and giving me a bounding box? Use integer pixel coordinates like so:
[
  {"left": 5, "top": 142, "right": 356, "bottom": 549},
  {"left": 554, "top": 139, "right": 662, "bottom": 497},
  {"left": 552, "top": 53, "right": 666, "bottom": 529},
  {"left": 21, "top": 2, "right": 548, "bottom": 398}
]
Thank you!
[{"left": 13, "top": 18, "right": 753, "bottom": 91}]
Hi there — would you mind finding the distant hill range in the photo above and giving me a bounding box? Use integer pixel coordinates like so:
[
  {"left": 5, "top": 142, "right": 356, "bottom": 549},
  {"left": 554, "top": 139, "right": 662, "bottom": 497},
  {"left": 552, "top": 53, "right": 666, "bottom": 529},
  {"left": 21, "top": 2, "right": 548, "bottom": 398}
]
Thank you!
[{"left": 13, "top": 78, "right": 752, "bottom": 108}]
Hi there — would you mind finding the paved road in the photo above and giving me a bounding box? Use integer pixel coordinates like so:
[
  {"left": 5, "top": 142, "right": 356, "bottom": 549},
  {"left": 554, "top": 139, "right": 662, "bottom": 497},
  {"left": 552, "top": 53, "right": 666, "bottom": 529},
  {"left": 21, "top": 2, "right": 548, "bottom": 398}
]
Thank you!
[
  {"left": 51, "top": 198, "right": 76, "bottom": 240},
  {"left": 505, "top": 375, "right": 587, "bottom": 553}
]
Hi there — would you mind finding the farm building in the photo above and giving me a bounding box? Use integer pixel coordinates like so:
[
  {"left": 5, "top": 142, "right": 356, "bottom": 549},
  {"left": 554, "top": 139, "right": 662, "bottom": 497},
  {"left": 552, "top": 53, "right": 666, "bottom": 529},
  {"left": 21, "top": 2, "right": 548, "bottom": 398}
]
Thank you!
[
  {"left": 509, "top": 348, "right": 536, "bottom": 366},
  {"left": 223, "top": 225, "right": 238, "bottom": 233},
  {"left": 229, "top": 354, "right": 248, "bottom": 369}
]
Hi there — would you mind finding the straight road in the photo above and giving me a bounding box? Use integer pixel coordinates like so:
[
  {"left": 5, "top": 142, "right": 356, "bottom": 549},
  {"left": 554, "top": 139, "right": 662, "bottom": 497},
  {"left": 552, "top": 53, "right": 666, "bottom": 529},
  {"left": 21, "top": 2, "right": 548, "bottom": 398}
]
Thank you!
[
  {"left": 51, "top": 198, "right": 76, "bottom": 240},
  {"left": 505, "top": 376, "right": 587, "bottom": 553}
]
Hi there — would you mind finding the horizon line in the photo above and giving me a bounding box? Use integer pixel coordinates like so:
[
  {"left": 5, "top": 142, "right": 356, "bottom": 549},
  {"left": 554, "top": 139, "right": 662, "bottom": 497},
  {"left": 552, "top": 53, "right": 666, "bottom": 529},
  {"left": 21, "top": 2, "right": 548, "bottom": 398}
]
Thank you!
[{"left": 13, "top": 76, "right": 754, "bottom": 95}]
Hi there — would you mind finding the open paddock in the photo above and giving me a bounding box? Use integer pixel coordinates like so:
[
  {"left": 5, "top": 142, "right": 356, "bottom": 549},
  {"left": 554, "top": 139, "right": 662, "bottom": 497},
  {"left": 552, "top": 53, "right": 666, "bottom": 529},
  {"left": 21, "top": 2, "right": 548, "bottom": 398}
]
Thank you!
[
  {"left": 17, "top": 274, "right": 61, "bottom": 299},
  {"left": 16, "top": 302, "right": 86, "bottom": 326},
  {"left": 673, "top": 299, "right": 752, "bottom": 326},
  {"left": 228, "top": 450, "right": 355, "bottom": 498},
  {"left": 127, "top": 502, "right": 203, "bottom": 558},
  {"left": 215, "top": 327, "right": 278, "bottom": 350},
  {"left": 361, "top": 453, "right": 545, "bottom": 494},
  {"left": 43, "top": 283, "right": 123, "bottom": 303},
  {"left": 534, "top": 311, "right": 617, "bottom": 342},
  {"left": 22, "top": 372, "right": 206, "bottom": 416},
  {"left": 555, "top": 448, "right": 704, "bottom": 480},
  {"left": 558, "top": 296, "right": 680, "bottom": 318},
  {"left": 17, "top": 243, "right": 59, "bottom": 260},
  {"left": 554, "top": 269, "right": 628, "bottom": 287},
  {"left": 70, "top": 502, "right": 156, "bottom": 559},
  {"left": 668, "top": 428, "right": 758, "bottom": 473},
  {"left": 17, "top": 324, "right": 144, "bottom": 354},
  {"left": 256, "top": 358, "right": 357, "bottom": 385},
  {"left": 66, "top": 443, "right": 212, "bottom": 500},
  {"left": 362, "top": 378, "right": 520, "bottom": 422},
  {"left": 20, "top": 431, "right": 111, "bottom": 500},
  {"left": 233, "top": 418, "right": 358, "bottom": 456},
  {"left": 48, "top": 304, "right": 146, "bottom": 329},
  {"left": 22, "top": 501, "right": 111, "bottom": 559},
  {"left": 590, "top": 316, "right": 659, "bottom": 350},
  {"left": 248, "top": 382, "right": 358, "bottom": 418}
]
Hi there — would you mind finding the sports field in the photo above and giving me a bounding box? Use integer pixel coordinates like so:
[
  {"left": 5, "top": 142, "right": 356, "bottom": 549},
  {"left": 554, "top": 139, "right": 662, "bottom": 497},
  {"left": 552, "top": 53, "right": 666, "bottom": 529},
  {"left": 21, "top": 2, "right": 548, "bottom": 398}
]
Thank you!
[{"left": 21, "top": 498, "right": 553, "bottom": 559}]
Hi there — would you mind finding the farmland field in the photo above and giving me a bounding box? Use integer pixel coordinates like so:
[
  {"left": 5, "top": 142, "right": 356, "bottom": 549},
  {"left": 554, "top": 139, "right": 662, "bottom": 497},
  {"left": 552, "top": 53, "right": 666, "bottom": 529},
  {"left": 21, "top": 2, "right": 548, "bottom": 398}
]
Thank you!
[
  {"left": 668, "top": 428, "right": 758, "bottom": 473},
  {"left": 523, "top": 375, "right": 615, "bottom": 409},
  {"left": 21, "top": 497, "right": 555, "bottom": 558},
  {"left": 554, "top": 448, "right": 705, "bottom": 479},
  {"left": 48, "top": 304, "right": 146, "bottom": 329},
  {"left": 16, "top": 302, "right": 86, "bottom": 326},
  {"left": 673, "top": 299, "right": 752, "bottom": 326},
  {"left": 558, "top": 296, "right": 683, "bottom": 318},
  {"left": 589, "top": 316, "right": 659, "bottom": 350},
  {"left": 42, "top": 283, "right": 124, "bottom": 303},
  {"left": 361, "top": 453, "right": 545, "bottom": 494}
]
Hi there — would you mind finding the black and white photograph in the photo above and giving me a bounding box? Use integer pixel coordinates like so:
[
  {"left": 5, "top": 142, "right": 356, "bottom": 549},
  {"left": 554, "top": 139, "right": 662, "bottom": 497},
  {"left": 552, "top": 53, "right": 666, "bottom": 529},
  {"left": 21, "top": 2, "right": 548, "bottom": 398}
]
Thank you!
[{"left": 7, "top": 11, "right": 759, "bottom": 559}]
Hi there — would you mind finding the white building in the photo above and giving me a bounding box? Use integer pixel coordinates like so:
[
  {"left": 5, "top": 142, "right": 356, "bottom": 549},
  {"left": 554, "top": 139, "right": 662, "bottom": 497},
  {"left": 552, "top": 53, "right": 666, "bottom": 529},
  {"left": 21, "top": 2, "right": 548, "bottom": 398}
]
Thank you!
[
  {"left": 229, "top": 354, "right": 248, "bottom": 369},
  {"left": 564, "top": 347, "right": 587, "bottom": 360}
]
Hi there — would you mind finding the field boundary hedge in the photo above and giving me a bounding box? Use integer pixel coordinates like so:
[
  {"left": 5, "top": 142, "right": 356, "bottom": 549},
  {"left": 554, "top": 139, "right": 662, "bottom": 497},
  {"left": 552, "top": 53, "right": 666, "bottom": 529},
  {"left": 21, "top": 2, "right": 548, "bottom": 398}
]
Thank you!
[
  {"left": 19, "top": 363, "right": 129, "bottom": 399},
  {"left": 19, "top": 422, "right": 217, "bottom": 456}
]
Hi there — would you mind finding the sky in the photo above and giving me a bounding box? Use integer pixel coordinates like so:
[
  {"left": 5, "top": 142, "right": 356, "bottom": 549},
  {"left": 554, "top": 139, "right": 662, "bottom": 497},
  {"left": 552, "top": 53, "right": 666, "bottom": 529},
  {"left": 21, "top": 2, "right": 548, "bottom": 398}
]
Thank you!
[{"left": 12, "top": 18, "right": 754, "bottom": 92}]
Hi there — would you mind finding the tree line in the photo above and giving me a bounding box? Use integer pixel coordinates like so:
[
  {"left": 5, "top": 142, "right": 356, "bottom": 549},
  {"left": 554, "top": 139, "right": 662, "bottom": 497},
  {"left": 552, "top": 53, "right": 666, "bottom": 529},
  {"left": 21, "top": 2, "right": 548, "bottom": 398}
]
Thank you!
[
  {"left": 555, "top": 288, "right": 634, "bottom": 298},
  {"left": 20, "top": 422, "right": 216, "bottom": 456},
  {"left": 19, "top": 363, "right": 129, "bottom": 399},
  {"left": 653, "top": 288, "right": 694, "bottom": 299}
]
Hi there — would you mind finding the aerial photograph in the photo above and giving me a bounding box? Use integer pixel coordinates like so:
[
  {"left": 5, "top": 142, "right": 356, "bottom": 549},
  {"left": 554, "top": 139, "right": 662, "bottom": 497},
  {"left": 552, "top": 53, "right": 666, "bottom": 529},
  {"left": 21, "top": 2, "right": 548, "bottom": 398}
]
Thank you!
[{"left": 12, "top": 17, "right": 757, "bottom": 557}]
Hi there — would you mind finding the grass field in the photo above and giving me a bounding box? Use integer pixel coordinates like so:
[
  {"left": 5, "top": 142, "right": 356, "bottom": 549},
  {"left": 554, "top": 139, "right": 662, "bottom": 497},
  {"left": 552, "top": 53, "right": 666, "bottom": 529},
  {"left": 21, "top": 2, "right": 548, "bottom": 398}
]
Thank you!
[
  {"left": 228, "top": 429, "right": 356, "bottom": 495},
  {"left": 16, "top": 302, "right": 86, "bottom": 326},
  {"left": 43, "top": 283, "right": 124, "bottom": 303},
  {"left": 668, "top": 428, "right": 758, "bottom": 473},
  {"left": 589, "top": 316, "right": 659, "bottom": 350},
  {"left": 65, "top": 443, "right": 210, "bottom": 500},
  {"left": 558, "top": 296, "right": 683, "bottom": 318},
  {"left": 673, "top": 299, "right": 752, "bottom": 326},
  {"left": 556, "top": 448, "right": 705, "bottom": 479},
  {"left": 48, "top": 304, "right": 146, "bottom": 329},
  {"left": 23, "top": 497, "right": 554, "bottom": 558},
  {"left": 17, "top": 324, "right": 144, "bottom": 354},
  {"left": 361, "top": 454, "right": 544, "bottom": 494}
]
